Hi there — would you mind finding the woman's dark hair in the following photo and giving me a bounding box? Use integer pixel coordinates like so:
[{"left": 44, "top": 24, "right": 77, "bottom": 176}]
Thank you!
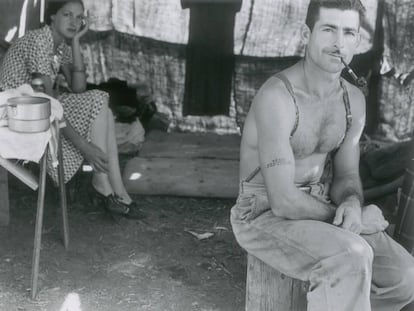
[
  {"left": 305, "top": 0, "right": 366, "bottom": 31},
  {"left": 45, "top": 0, "right": 84, "bottom": 25}
]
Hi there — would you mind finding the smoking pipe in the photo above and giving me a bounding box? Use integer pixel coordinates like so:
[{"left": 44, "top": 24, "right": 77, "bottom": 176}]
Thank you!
[{"left": 340, "top": 57, "right": 367, "bottom": 88}]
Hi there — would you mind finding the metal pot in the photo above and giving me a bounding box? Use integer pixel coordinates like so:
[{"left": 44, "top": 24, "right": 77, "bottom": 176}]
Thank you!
[
  {"left": 8, "top": 118, "right": 50, "bottom": 133},
  {"left": 7, "top": 96, "right": 51, "bottom": 121},
  {"left": 7, "top": 96, "right": 51, "bottom": 133}
]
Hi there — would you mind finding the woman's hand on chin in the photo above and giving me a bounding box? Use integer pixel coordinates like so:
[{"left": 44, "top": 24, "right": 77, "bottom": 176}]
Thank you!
[{"left": 73, "top": 15, "right": 89, "bottom": 42}]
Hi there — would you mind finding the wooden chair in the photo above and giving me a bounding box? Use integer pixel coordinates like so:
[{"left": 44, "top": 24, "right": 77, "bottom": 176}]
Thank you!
[
  {"left": 245, "top": 253, "right": 309, "bottom": 311},
  {"left": 0, "top": 133, "right": 69, "bottom": 299}
]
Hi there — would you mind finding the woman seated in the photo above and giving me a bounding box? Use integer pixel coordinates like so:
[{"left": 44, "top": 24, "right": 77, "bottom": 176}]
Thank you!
[{"left": 0, "top": 0, "right": 144, "bottom": 219}]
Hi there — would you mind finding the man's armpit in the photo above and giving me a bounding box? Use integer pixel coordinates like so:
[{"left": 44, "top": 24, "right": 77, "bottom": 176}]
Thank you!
[{"left": 265, "top": 157, "right": 292, "bottom": 169}]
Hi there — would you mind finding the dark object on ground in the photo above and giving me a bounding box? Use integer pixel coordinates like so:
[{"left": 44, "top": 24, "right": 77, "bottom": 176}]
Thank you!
[
  {"left": 88, "top": 78, "right": 157, "bottom": 128},
  {"left": 394, "top": 169, "right": 414, "bottom": 254},
  {"left": 394, "top": 132, "right": 414, "bottom": 254},
  {"left": 360, "top": 140, "right": 412, "bottom": 201},
  {"left": 361, "top": 140, "right": 411, "bottom": 181},
  {"left": 145, "top": 112, "right": 170, "bottom": 132}
]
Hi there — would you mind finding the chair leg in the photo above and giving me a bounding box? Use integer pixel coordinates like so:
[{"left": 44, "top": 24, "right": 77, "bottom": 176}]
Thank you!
[
  {"left": 0, "top": 166, "right": 9, "bottom": 226},
  {"left": 31, "top": 152, "right": 47, "bottom": 299},
  {"left": 57, "top": 135, "right": 69, "bottom": 249}
]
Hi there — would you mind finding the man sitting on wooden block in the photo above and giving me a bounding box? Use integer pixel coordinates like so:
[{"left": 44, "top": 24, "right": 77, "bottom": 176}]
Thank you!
[{"left": 230, "top": 0, "right": 414, "bottom": 310}]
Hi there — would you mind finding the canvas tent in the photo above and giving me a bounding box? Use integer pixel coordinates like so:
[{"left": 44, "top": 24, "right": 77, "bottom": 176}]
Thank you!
[{"left": 1, "top": 0, "right": 413, "bottom": 141}]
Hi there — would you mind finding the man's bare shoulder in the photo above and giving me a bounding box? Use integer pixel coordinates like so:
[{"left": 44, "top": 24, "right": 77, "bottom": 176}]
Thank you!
[
  {"left": 246, "top": 72, "right": 297, "bottom": 140},
  {"left": 252, "top": 71, "right": 295, "bottom": 113}
]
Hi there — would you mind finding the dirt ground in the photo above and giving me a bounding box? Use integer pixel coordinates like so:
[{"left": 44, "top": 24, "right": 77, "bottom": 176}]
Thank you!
[
  {"left": 0, "top": 170, "right": 246, "bottom": 311},
  {"left": 0, "top": 153, "right": 404, "bottom": 311}
]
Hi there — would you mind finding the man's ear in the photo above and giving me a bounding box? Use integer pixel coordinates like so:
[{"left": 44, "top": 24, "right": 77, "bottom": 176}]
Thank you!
[{"left": 301, "top": 24, "right": 311, "bottom": 44}]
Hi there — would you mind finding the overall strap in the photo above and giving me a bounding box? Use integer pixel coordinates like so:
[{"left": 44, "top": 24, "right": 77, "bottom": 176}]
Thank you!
[
  {"left": 244, "top": 73, "right": 299, "bottom": 183},
  {"left": 338, "top": 78, "right": 353, "bottom": 145},
  {"left": 245, "top": 166, "right": 261, "bottom": 183},
  {"left": 325, "top": 78, "right": 354, "bottom": 177},
  {"left": 274, "top": 73, "right": 299, "bottom": 137}
]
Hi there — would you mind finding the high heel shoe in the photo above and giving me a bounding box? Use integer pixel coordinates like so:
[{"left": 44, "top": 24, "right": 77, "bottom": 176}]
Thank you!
[
  {"left": 88, "top": 186, "right": 146, "bottom": 220},
  {"left": 106, "top": 195, "right": 146, "bottom": 220}
]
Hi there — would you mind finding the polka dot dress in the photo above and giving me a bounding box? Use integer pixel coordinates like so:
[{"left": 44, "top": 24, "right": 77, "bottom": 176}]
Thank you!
[{"left": 0, "top": 26, "right": 106, "bottom": 184}]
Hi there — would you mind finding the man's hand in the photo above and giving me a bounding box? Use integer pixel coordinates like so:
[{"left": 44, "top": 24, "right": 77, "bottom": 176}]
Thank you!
[
  {"left": 81, "top": 142, "right": 109, "bottom": 174},
  {"left": 333, "top": 197, "right": 362, "bottom": 234},
  {"left": 360, "top": 204, "right": 389, "bottom": 235}
]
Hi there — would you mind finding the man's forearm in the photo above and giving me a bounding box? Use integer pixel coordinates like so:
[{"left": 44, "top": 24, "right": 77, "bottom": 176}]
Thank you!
[
  {"left": 270, "top": 187, "right": 336, "bottom": 221},
  {"left": 70, "top": 38, "right": 87, "bottom": 93},
  {"left": 330, "top": 174, "right": 364, "bottom": 206}
]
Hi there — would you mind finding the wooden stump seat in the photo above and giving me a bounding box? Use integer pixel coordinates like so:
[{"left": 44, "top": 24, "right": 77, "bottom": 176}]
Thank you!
[{"left": 246, "top": 253, "right": 309, "bottom": 311}]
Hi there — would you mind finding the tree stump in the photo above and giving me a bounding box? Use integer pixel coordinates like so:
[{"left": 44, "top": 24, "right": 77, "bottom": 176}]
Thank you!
[{"left": 246, "top": 254, "right": 309, "bottom": 311}]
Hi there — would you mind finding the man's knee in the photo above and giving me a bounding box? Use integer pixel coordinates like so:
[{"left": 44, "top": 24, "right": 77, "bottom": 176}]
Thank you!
[
  {"left": 341, "top": 235, "right": 374, "bottom": 273},
  {"left": 398, "top": 267, "right": 414, "bottom": 304}
]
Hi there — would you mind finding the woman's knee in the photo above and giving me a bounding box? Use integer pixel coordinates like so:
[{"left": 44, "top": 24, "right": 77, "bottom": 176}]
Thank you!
[
  {"left": 86, "top": 89, "right": 110, "bottom": 110},
  {"left": 91, "top": 89, "right": 109, "bottom": 102}
]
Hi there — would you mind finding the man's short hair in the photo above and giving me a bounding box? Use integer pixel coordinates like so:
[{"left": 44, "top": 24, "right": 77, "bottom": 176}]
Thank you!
[{"left": 305, "top": 0, "right": 366, "bottom": 31}]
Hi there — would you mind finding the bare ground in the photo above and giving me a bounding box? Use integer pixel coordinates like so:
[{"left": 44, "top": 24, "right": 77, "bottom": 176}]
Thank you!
[
  {"left": 0, "top": 155, "right": 402, "bottom": 311},
  {"left": 0, "top": 172, "right": 246, "bottom": 311}
]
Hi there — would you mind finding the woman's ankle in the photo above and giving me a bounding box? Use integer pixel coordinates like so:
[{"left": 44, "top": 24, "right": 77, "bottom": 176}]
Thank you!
[{"left": 91, "top": 181, "right": 112, "bottom": 197}]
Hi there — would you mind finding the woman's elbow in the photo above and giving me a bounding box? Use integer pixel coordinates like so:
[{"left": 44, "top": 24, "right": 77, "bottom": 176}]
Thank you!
[{"left": 72, "top": 86, "right": 86, "bottom": 93}]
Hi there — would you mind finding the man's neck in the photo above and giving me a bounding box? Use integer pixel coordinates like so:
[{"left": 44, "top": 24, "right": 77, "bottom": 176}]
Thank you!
[{"left": 302, "top": 58, "right": 341, "bottom": 98}]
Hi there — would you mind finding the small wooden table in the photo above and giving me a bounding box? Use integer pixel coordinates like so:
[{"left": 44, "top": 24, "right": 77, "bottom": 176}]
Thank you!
[{"left": 0, "top": 141, "right": 69, "bottom": 299}]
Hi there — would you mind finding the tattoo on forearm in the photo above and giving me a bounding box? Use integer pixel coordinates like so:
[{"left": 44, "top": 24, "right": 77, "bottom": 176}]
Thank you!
[{"left": 265, "top": 157, "right": 292, "bottom": 168}]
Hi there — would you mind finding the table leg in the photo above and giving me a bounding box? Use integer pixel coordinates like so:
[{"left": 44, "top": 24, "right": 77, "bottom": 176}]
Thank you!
[
  {"left": 30, "top": 152, "right": 47, "bottom": 299},
  {"left": 0, "top": 166, "right": 9, "bottom": 226},
  {"left": 58, "top": 134, "right": 69, "bottom": 249}
]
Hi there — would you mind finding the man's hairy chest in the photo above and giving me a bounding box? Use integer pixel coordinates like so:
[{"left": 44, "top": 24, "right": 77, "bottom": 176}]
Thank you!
[{"left": 290, "top": 97, "right": 347, "bottom": 159}]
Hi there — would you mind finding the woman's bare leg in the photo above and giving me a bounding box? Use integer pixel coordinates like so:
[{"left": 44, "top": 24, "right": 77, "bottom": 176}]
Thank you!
[
  {"left": 89, "top": 101, "right": 132, "bottom": 203},
  {"left": 90, "top": 103, "right": 113, "bottom": 196},
  {"left": 105, "top": 109, "right": 132, "bottom": 204}
]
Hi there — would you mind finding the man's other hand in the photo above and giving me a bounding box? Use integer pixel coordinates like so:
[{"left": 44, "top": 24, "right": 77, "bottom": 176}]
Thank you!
[
  {"left": 333, "top": 197, "right": 362, "bottom": 234},
  {"left": 360, "top": 204, "right": 389, "bottom": 235}
]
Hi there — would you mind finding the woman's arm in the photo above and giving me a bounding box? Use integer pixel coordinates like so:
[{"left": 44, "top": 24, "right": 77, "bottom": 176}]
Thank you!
[
  {"left": 62, "top": 19, "right": 89, "bottom": 93},
  {"left": 61, "top": 123, "right": 109, "bottom": 173},
  {"left": 35, "top": 74, "right": 108, "bottom": 172}
]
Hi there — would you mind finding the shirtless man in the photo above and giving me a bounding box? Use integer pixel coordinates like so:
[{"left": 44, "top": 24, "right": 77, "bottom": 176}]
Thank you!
[{"left": 230, "top": 1, "right": 414, "bottom": 310}]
